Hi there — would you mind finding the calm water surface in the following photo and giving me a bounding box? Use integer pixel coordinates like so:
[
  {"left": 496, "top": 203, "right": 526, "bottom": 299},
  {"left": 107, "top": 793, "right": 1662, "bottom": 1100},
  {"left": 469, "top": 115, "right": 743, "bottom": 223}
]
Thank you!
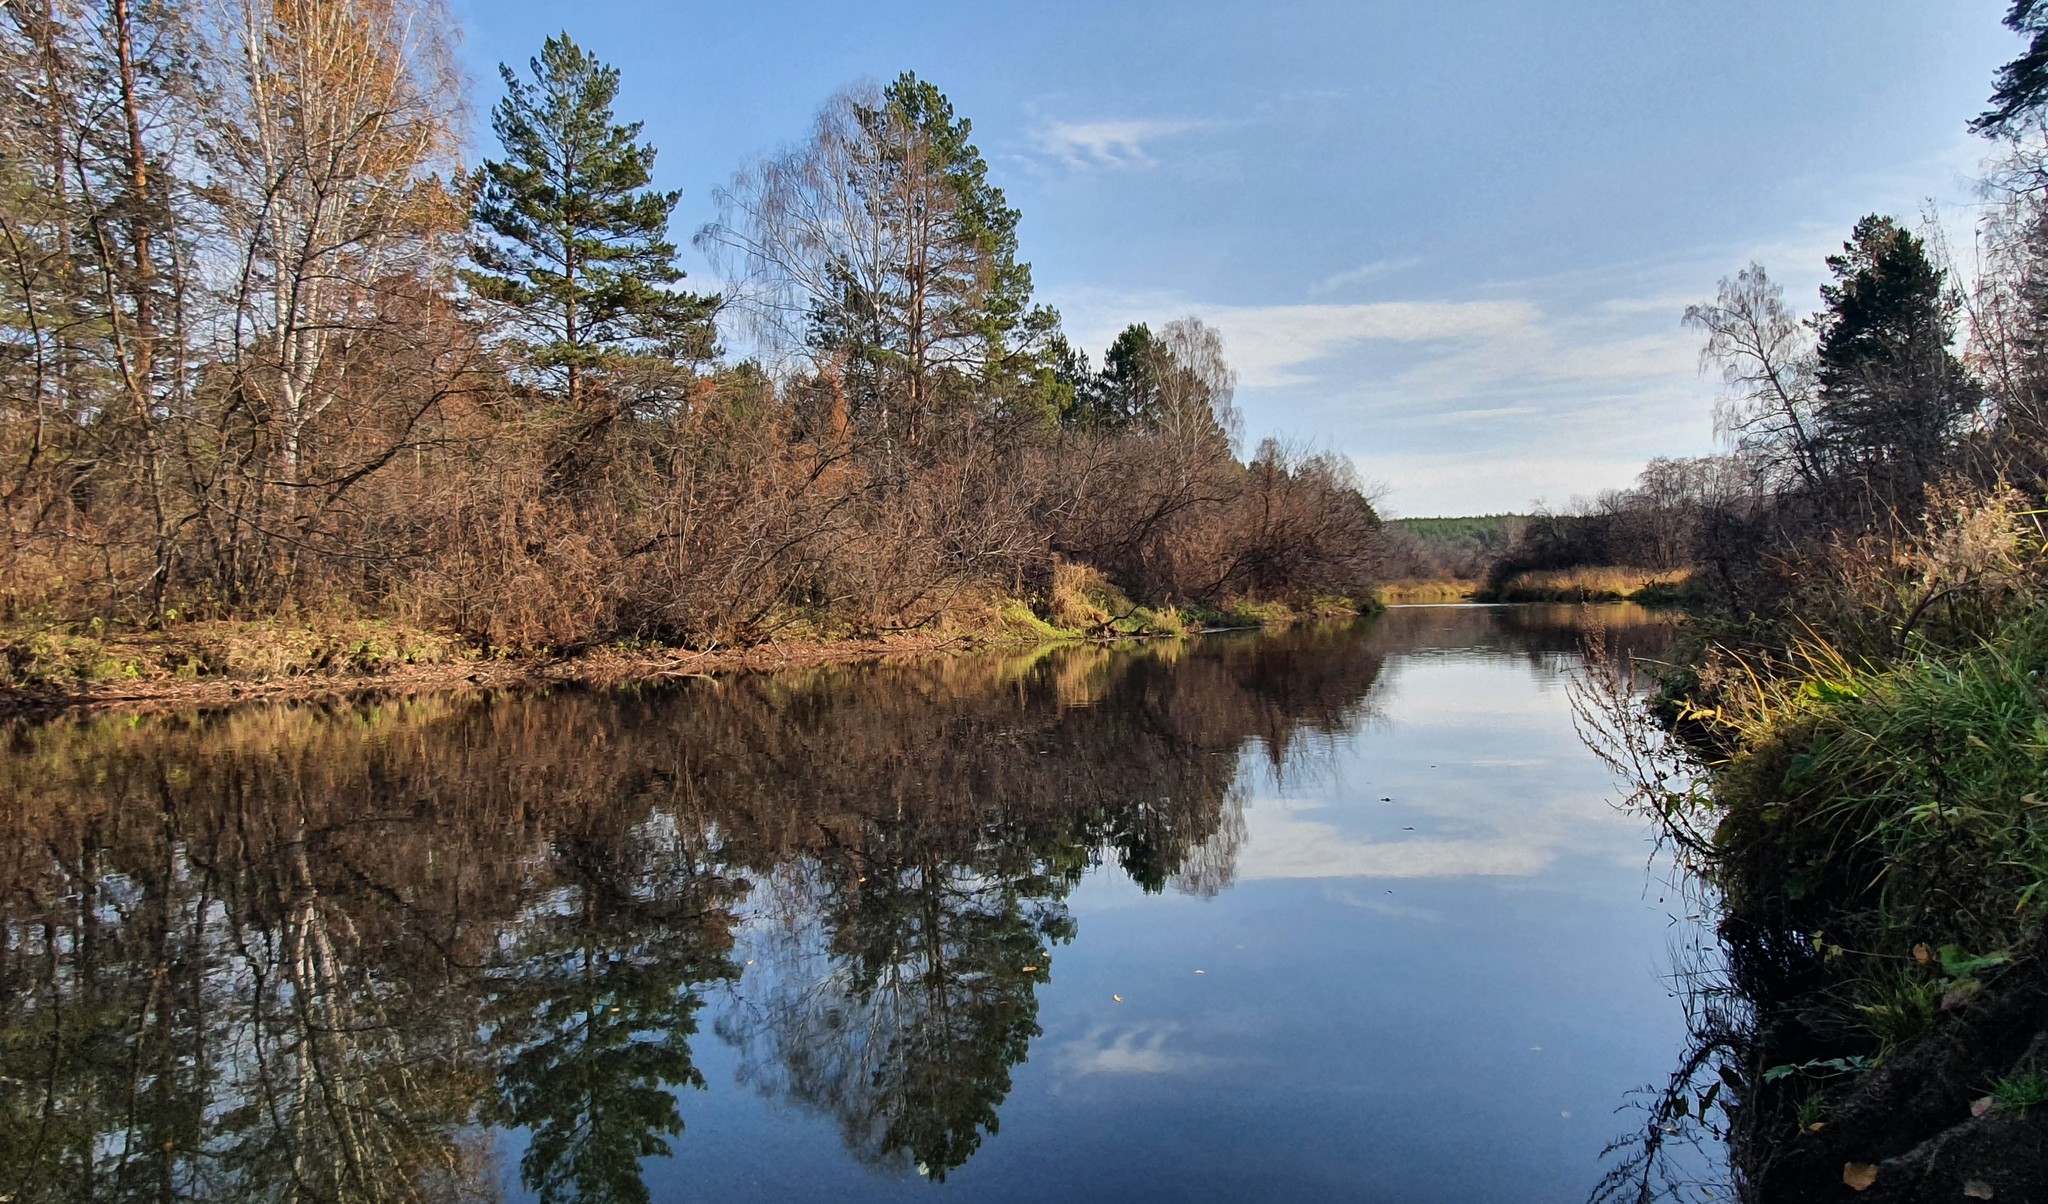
[{"left": 0, "top": 604, "right": 1713, "bottom": 1202}]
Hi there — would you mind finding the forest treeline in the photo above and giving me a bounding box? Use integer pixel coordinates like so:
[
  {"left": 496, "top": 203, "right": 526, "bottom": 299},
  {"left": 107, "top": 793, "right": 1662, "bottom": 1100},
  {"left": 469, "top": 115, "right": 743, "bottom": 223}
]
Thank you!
[
  {"left": 1586, "top": 7, "right": 2048, "bottom": 1200},
  {"left": 0, "top": 3, "right": 1381, "bottom": 664}
]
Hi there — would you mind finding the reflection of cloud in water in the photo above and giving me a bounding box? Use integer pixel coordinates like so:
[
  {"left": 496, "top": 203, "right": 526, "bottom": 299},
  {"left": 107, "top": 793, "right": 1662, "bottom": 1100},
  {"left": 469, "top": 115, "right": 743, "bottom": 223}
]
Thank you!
[
  {"left": 1371, "top": 657, "right": 1566, "bottom": 725},
  {"left": 1236, "top": 799, "right": 1551, "bottom": 880},
  {"left": 1058, "top": 1023, "right": 1217, "bottom": 1077},
  {"left": 1318, "top": 884, "right": 1446, "bottom": 921}
]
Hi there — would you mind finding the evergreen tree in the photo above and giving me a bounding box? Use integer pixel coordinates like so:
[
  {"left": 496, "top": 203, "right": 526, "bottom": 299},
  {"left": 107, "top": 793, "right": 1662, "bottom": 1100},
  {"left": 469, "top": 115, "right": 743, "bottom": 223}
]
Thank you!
[
  {"left": 705, "top": 72, "right": 1064, "bottom": 443},
  {"left": 846, "top": 72, "right": 1064, "bottom": 438},
  {"left": 1072, "top": 323, "right": 1164, "bottom": 431},
  {"left": 1072, "top": 320, "right": 1235, "bottom": 448},
  {"left": 466, "top": 34, "right": 717, "bottom": 417},
  {"left": 1975, "top": 1, "right": 2048, "bottom": 137},
  {"left": 1014, "top": 332, "right": 1091, "bottom": 430},
  {"left": 1812, "top": 215, "right": 1977, "bottom": 505}
]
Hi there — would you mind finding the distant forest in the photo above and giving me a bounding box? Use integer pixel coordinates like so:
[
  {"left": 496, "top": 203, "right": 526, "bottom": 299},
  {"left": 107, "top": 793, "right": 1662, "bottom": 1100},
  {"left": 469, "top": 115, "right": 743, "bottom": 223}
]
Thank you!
[
  {"left": 0, "top": 7, "right": 1381, "bottom": 656},
  {"left": 1380, "top": 515, "right": 1527, "bottom": 583}
]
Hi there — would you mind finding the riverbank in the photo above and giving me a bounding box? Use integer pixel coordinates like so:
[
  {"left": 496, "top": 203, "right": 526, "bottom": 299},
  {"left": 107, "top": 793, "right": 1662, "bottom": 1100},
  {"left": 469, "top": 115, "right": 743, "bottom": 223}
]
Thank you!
[
  {"left": 1483, "top": 565, "right": 1693, "bottom": 604},
  {"left": 1641, "top": 608, "right": 2048, "bottom": 1201},
  {"left": 1377, "top": 567, "right": 1693, "bottom": 607},
  {"left": 0, "top": 594, "right": 1370, "bottom": 716},
  {"left": 1376, "top": 579, "right": 1480, "bottom": 604}
]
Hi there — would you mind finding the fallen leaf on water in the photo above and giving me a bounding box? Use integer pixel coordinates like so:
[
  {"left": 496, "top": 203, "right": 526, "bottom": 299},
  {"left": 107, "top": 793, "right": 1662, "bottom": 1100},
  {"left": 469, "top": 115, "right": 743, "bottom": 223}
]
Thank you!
[
  {"left": 1913, "top": 943, "right": 1933, "bottom": 964},
  {"left": 1843, "top": 1163, "right": 1879, "bottom": 1192},
  {"left": 1111, "top": 994, "right": 1123, "bottom": 1003},
  {"left": 1963, "top": 1180, "right": 1994, "bottom": 1200},
  {"left": 1971, "top": 1095, "right": 1996, "bottom": 1118}
]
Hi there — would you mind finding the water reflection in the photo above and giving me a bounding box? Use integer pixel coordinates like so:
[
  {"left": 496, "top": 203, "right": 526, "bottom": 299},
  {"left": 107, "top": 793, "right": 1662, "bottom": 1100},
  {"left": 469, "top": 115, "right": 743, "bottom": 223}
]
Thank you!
[
  {"left": 2, "top": 606, "right": 1706, "bottom": 1201},
  {"left": 0, "top": 621, "right": 1413, "bottom": 1201}
]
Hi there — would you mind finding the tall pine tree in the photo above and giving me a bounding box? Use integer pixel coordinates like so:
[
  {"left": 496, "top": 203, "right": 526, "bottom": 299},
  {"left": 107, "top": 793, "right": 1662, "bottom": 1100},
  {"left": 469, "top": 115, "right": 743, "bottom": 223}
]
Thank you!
[
  {"left": 466, "top": 34, "right": 717, "bottom": 418},
  {"left": 1813, "top": 215, "right": 1978, "bottom": 508}
]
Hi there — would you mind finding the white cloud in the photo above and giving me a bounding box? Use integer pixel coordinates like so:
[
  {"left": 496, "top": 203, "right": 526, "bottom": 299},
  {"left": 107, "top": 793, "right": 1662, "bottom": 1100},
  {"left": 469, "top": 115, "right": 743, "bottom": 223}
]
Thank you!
[
  {"left": 1039, "top": 278, "right": 1719, "bottom": 515},
  {"left": 1201, "top": 300, "right": 1539, "bottom": 388},
  {"left": 1235, "top": 798, "right": 1550, "bottom": 881},
  {"left": 1031, "top": 118, "right": 1205, "bottom": 168},
  {"left": 1059, "top": 1023, "right": 1216, "bottom": 1077},
  {"left": 1307, "top": 257, "right": 1423, "bottom": 297},
  {"left": 1354, "top": 450, "right": 1663, "bottom": 516}
]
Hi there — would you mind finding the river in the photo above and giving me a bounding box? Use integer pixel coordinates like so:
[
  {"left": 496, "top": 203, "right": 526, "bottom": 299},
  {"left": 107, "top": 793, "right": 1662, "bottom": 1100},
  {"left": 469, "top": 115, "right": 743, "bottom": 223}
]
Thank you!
[{"left": 0, "top": 603, "right": 1719, "bottom": 1202}]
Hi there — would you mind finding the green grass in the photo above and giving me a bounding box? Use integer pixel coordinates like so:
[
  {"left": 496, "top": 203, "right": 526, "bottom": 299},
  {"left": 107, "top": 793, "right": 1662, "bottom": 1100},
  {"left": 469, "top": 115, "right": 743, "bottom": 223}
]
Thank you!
[
  {"left": 1684, "top": 609, "right": 2048, "bottom": 1084},
  {"left": 993, "top": 600, "right": 1075, "bottom": 641},
  {"left": 0, "top": 618, "right": 474, "bottom": 693},
  {"left": 1717, "top": 613, "right": 2048, "bottom": 939},
  {"left": 1992, "top": 1071, "right": 2048, "bottom": 1113}
]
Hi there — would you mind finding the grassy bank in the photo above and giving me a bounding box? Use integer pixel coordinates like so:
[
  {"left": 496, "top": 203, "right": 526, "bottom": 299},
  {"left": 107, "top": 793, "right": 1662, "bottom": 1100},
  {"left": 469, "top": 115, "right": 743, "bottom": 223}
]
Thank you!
[
  {"left": 1656, "top": 612, "right": 2048, "bottom": 1199},
  {"left": 1482, "top": 565, "right": 1693, "bottom": 604},
  {"left": 1376, "top": 579, "right": 1481, "bottom": 604},
  {"left": 0, "top": 575, "right": 1377, "bottom": 714}
]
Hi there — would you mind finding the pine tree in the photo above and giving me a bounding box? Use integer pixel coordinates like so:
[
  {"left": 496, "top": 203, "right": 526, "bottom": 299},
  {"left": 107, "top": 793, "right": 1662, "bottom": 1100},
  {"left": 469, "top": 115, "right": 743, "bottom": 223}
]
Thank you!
[
  {"left": 1975, "top": 1, "right": 2048, "bottom": 137},
  {"left": 1813, "top": 215, "right": 1978, "bottom": 506},
  {"left": 466, "top": 34, "right": 717, "bottom": 418},
  {"left": 1077, "top": 323, "right": 1164, "bottom": 431}
]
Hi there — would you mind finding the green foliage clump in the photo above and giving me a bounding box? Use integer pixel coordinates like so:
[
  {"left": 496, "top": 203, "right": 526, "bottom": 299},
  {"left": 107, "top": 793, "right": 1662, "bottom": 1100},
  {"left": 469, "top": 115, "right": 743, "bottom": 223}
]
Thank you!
[
  {"left": 1992, "top": 1070, "right": 2048, "bottom": 1113},
  {"left": 994, "top": 601, "right": 1071, "bottom": 642},
  {"left": 1712, "top": 611, "right": 2048, "bottom": 955}
]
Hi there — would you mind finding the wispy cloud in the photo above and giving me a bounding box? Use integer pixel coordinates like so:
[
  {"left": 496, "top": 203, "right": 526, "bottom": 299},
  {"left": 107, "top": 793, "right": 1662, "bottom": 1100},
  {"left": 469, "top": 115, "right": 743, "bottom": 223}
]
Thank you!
[
  {"left": 1307, "top": 257, "right": 1422, "bottom": 297},
  {"left": 1236, "top": 798, "right": 1550, "bottom": 880},
  {"left": 1200, "top": 300, "right": 1538, "bottom": 388},
  {"left": 1058, "top": 1023, "right": 1217, "bottom": 1077},
  {"left": 1042, "top": 279, "right": 1718, "bottom": 514},
  {"left": 1030, "top": 118, "right": 1205, "bottom": 169}
]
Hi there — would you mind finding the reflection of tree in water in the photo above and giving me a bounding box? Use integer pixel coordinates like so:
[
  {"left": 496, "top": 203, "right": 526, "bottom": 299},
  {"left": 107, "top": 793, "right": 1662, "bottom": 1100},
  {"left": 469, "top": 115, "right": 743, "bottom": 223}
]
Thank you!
[
  {"left": 717, "top": 842, "right": 1072, "bottom": 1180},
  {"left": 485, "top": 812, "right": 745, "bottom": 1204},
  {"left": 0, "top": 702, "right": 520, "bottom": 1203},
  {"left": 0, "top": 620, "right": 1390, "bottom": 1198},
  {"left": 703, "top": 626, "right": 1386, "bottom": 1178}
]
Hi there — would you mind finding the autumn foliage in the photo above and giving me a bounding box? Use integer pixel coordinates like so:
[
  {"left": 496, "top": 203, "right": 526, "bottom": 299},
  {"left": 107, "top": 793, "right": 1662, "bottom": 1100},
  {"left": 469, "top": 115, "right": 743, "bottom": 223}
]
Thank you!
[{"left": 0, "top": 8, "right": 1383, "bottom": 657}]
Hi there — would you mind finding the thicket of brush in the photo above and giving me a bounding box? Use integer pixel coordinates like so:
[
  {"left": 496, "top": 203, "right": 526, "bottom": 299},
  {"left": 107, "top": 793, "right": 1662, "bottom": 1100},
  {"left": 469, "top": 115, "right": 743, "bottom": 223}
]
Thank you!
[{"left": 0, "top": 8, "right": 1382, "bottom": 677}]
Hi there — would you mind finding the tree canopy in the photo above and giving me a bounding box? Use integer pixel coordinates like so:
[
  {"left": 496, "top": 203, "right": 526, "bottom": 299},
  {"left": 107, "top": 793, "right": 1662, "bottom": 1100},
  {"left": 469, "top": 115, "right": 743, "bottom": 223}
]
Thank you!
[
  {"left": 1975, "top": 1, "right": 2048, "bottom": 137},
  {"left": 467, "top": 33, "right": 718, "bottom": 417}
]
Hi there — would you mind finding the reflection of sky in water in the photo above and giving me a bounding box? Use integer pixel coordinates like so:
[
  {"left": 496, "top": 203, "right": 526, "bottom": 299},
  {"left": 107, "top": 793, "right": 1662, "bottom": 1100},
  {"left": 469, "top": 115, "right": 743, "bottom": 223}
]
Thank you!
[
  {"left": 1231, "top": 656, "right": 1649, "bottom": 885},
  {"left": 636, "top": 609, "right": 1716, "bottom": 1204}
]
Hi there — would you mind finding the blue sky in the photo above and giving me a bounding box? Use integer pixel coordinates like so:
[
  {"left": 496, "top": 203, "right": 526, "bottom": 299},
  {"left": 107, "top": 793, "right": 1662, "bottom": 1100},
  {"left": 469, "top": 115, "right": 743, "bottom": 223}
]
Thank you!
[{"left": 451, "top": 0, "right": 2018, "bottom": 515}]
